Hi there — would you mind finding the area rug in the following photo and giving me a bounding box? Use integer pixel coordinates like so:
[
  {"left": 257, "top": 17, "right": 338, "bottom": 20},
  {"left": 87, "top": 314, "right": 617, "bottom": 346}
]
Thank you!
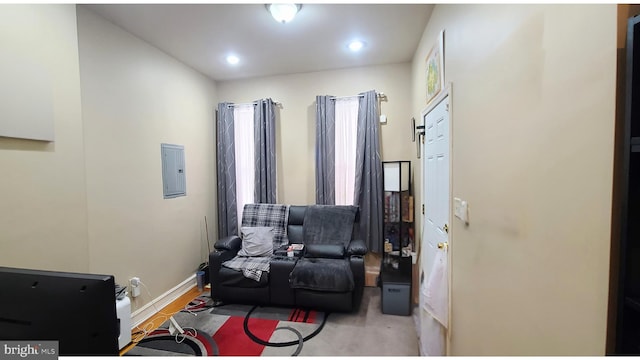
[
  {"left": 126, "top": 296, "right": 326, "bottom": 356},
  {"left": 127, "top": 328, "right": 219, "bottom": 356}
]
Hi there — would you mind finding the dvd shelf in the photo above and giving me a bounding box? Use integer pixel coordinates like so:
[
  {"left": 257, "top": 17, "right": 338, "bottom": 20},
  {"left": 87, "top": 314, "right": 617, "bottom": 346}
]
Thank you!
[{"left": 382, "top": 161, "right": 414, "bottom": 253}]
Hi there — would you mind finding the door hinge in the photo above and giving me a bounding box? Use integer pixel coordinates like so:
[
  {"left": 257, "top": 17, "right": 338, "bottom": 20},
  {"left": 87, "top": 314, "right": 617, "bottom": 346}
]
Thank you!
[
  {"left": 446, "top": 103, "right": 449, "bottom": 112},
  {"left": 422, "top": 204, "right": 425, "bottom": 214}
]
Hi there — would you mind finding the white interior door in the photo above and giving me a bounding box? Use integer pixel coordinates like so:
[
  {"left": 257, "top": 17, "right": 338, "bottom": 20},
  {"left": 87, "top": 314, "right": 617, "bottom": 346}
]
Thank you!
[{"left": 419, "top": 94, "right": 450, "bottom": 356}]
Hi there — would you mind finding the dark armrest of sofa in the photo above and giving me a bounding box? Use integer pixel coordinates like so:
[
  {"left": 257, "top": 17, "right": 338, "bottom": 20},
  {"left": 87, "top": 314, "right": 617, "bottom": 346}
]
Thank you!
[
  {"left": 347, "top": 238, "right": 367, "bottom": 256},
  {"left": 210, "top": 236, "right": 241, "bottom": 302},
  {"left": 214, "top": 235, "right": 242, "bottom": 252}
]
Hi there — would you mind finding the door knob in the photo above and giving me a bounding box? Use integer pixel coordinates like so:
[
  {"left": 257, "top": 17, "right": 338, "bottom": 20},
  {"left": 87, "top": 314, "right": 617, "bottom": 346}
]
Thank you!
[{"left": 443, "top": 224, "right": 449, "bottom": 233}]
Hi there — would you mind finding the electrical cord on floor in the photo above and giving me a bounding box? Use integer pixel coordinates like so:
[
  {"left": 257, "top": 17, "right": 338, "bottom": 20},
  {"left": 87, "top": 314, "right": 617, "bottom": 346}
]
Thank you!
[
  {"left": 242, "top": 305, "right": 329, "bottom": 349},
  {"left": 180, "top": 296, "right": 213, "bottom": 315},
  {"left": 130, "top": 280, "right": 197, "bottom": 345},
  {"left": 130, "top": 281, "right": 172, "bottom": 343},
  {"left": 174, "top": 327, "right": 198, "bottom": 344},
  {"left": 132, "top": 318, "right": 164, "bottom": 343}
]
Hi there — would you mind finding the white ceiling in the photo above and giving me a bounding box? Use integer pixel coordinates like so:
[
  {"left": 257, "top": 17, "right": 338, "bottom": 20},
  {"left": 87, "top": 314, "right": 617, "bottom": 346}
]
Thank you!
[{"left": 82, "top": 4, "right": 434, "bottom": 82}]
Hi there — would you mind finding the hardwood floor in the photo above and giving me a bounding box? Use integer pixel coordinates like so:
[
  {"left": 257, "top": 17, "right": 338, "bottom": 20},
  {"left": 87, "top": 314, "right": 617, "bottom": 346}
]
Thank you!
[{"left": 119, "top": 285, "right": 207, "bottom": 355}]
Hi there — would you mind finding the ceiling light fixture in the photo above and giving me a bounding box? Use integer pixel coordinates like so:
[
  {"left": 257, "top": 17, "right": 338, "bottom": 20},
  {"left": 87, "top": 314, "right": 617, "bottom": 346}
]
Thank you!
[
  {"left": 267, "top": 4, "right": 301, "bottom": 24},
  {"left": 348, "top": 40, "right": 365, "bottom": 52},
  {"left": 226, "top": 55, "right": 239, "bottom": 65}
]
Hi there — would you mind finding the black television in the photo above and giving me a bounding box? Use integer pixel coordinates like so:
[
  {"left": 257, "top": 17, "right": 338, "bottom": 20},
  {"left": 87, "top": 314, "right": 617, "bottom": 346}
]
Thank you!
[{"left": 0, "top": 266, "right": 119, "bottom": 356}]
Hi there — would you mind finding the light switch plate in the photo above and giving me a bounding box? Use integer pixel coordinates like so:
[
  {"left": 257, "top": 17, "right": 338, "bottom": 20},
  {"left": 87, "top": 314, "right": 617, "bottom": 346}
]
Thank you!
[
  {"left": 461, "top": 200, "right": 469, "bottom": 224},
  {"left": 454, "top": 197, "right": 462, "bottom": 219},
  {"left": 454, "top": 197, "right": 469, "bottom": 224}
]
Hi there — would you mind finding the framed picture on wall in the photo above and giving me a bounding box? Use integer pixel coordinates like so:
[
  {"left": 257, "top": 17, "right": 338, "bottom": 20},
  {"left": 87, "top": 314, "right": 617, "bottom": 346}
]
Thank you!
[{"left": 425, "top": 30, "right": 444, "bottom": 105}]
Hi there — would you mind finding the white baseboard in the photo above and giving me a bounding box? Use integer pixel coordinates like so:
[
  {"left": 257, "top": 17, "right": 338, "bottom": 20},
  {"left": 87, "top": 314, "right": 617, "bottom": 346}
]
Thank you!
[{"left": 130, "top": 274, "right": 196, "bottom": 328}]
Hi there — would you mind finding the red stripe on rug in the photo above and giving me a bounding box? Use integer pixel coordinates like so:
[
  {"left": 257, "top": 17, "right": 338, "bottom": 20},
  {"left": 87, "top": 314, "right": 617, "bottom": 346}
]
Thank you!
[
  {"left": 213, "top": 316, "right": 279, "bottom": 356},
  {"left": 305, "top": 310, "right": 316, "bottom": 323},
  {"left": 287, "top": 308, "right": 317, "bottom": 323},
  {"left": 288, "top": 309, "right": 299, "bottom": 322}
]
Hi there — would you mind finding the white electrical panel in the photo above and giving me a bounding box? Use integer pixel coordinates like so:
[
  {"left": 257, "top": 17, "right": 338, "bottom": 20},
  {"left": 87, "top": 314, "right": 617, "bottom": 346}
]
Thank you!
[{"left": 161, "top": 143, "right": 186, "bottom": 199}]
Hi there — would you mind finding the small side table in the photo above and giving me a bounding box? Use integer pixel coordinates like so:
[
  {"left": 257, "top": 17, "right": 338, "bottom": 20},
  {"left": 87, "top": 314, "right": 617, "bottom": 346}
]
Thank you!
[{"left": 380, "top": 255, "right": 412, "bottom": 316}]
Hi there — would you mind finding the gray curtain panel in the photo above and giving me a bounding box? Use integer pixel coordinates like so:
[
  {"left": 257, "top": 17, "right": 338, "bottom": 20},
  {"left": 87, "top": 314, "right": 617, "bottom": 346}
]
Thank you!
[
  {"left": 315, "top": 95, "right": 336, "bottom": 205},
  {"left": 254, "top": 98, "right": 277, "bottom": 203},
  {"left": 216, "top": 102, "right": 238, "bottom": 238},
  {"left": 354, "top": 90, "right": 384, "bottom": 253}
]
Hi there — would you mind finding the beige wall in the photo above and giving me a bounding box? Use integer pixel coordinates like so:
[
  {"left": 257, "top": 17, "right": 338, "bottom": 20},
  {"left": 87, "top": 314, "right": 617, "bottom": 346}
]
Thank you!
[
  {"left": 0, "top": 5, "right": 89, "bottom": 272},
  {"left": 217, "top": 63, "right": 416, "bottom": 205},
  {"left": 77, "top": 7, "right": 217, "bottom": 311},
  {"left": 412, "top": 5, "right": 616, "bottom": 355}
]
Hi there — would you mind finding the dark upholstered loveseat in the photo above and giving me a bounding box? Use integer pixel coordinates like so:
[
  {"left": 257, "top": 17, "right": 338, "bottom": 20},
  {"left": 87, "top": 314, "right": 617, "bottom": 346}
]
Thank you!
[{"left": 209, "top": 205, "right": 367, "bottom": 312}]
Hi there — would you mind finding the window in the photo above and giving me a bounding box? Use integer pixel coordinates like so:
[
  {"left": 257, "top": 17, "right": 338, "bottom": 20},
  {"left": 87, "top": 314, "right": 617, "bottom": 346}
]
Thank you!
[
  {"left": 233, "top": 104, "right": 255, "bottom": 228},
  {"left": 334, "top": 98, "right": 359, "bottom": 205}
]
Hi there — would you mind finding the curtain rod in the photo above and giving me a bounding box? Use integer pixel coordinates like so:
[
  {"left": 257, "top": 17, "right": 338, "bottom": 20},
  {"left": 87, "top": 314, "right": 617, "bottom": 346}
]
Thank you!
[
  {"left": 329, "top": 92, "right": 387, "bottom": 101},
  {"left": 226, "top": 99, "right": 282, "bottom": 108}
]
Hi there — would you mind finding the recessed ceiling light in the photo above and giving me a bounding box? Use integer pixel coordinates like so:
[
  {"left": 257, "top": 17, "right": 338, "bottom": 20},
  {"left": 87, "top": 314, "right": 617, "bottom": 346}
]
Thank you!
[
  {"left": 267, "top": 4, "right": 301, "bottom": 24},
  {"left": 348, "top": 40, "right": 365, "bottom": 52},
  {"left": 226, "top": 55, "right": 239, "bottom": 65}
]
